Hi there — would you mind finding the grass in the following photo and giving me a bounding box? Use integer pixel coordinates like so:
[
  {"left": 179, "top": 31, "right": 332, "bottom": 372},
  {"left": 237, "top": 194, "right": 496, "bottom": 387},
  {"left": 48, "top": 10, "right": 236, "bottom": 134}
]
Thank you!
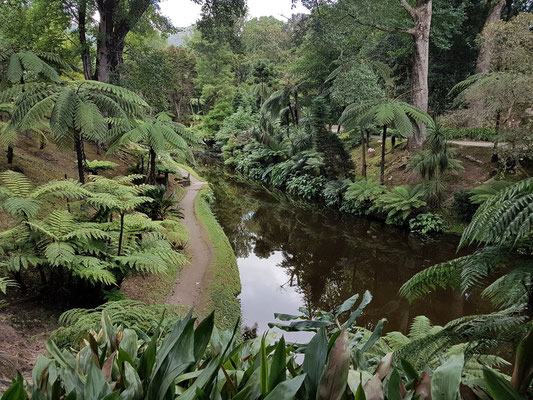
[
  {"left": 178, "top": 163, "right": 205, "bottom": 181},
  {"left": 195, "top": 185, "right": 241, "bottom": 331}
]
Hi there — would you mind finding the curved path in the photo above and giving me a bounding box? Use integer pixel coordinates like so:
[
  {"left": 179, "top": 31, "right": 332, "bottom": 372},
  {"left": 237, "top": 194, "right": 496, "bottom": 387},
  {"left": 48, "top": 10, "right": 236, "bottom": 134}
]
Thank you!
[{"left": 168, "top": 168, "right": 214, "bottom": 308}]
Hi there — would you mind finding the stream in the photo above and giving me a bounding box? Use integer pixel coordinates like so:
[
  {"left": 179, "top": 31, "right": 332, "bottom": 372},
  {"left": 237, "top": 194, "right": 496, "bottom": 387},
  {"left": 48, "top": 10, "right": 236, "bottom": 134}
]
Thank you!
[{"left": 199, "top": 164, "right": 491, "bottom": 338}]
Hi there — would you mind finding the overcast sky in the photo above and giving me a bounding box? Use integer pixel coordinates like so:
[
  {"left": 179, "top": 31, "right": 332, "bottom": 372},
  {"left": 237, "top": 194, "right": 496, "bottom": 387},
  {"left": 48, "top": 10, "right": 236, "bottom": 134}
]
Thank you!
[{"left": 159, "top": 0, "right": 309, "bottom": 27}]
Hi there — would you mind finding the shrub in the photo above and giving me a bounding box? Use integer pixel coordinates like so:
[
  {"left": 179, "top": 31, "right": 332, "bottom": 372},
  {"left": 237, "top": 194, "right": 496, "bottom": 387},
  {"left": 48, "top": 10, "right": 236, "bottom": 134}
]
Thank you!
[
  {"left": 322, "top": 179, "right": 352, "bottom": 208},
  {"left": 453, "top": 189, "right": 478, "bottom": 222},
  {"left": 286, "top": 174, "right": 326, "bottom": 201},
  {"left": 202, "top": 101, "right": 233, "bottom": 136},
  {"left": 443, "top": 126, "right": 497, "bottom": 141},
  {"left": 409, "top": 213, "right": 444, "bottom": 234},
  {"left": 373, "top": 186, "right": 426, "bottom": 225},
  {"left": 342, "top": 179, "right": 386, "bottom": 215}
]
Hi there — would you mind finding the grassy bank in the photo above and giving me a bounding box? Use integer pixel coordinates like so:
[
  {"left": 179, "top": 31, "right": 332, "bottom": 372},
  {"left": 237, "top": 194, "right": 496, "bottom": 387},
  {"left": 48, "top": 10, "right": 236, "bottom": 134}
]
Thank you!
[
  {"left": 195, "top": 185, "right": 241, "bottom": 330},
  {"left": 178, "top": 162, "right": 205, "bottom": 181}
]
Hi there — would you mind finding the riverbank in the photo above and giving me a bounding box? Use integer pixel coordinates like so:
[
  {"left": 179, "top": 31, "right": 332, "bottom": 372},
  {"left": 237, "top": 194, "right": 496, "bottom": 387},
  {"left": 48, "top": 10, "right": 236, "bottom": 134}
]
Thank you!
[{"left": 195, "top": 185, "right": 241, "bottom": 330}]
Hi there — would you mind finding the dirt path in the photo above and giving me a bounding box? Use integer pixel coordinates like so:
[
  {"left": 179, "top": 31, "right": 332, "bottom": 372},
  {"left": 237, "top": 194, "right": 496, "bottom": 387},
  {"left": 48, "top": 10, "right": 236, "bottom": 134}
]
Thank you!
[
  {"left": 448, "top": 140, "right": 495, "bottom": 148},
  {"left": 167, "top": 168, "right": 214, "bottom": 308}
]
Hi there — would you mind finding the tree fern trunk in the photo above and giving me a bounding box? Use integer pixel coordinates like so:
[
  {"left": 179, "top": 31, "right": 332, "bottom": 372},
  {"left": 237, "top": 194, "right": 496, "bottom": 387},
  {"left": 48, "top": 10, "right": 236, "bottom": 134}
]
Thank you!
[
  {"left": 391, "top": 135, "right": 396, "bottom": 151},
  {"left": 118, "top": 212, "right": 125, "bottom": 256},
  {"left": 148, "top": 147, "right": 157, "bottom": 185},
  {"left": 7, "top": 146, "right": 13, "bottom": 164},
  {"left": 361, "top": 130, "right": 367, "bottom": 179},
  {"left": 74, "top": 134, "right": 86, "bottom": 184},
  {"left": 381, "top": 125, "right": 387, "bottom": 184},
  {"left": 13, "top": 270, "right": 26, "bottom": 292}
]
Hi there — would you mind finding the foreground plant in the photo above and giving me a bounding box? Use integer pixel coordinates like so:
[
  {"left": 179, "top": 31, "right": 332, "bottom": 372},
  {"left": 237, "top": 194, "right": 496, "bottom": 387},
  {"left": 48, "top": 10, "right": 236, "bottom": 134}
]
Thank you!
[{"left": 4, "top": 292, "right": 529, "bottom": 399}]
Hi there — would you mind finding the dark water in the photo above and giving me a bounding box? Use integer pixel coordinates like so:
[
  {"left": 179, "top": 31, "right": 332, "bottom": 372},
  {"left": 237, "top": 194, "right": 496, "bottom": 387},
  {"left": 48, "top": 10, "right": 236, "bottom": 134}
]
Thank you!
[{"left": 200, "top": 165, "right": 490, "bottom": 337}]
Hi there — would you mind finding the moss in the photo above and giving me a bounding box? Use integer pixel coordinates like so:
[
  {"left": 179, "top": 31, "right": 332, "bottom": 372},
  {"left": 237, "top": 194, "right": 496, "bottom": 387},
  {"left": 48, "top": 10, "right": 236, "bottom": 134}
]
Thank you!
[{"left": 195, "top": 185, "right": 241, "bottom": 331}]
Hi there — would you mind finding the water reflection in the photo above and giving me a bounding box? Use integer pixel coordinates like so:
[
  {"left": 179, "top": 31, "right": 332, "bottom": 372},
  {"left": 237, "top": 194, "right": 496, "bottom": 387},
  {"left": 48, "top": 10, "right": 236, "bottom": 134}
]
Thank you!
[{"left": 200, "top": 165, "right": 490, "bottom": 335}]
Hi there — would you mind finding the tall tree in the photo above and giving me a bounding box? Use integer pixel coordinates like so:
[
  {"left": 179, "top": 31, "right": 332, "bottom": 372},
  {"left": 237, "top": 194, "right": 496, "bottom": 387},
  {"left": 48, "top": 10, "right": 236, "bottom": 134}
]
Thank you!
[
  {"left": 93, "top": 0, "right": 155, "bottom": 82},
  {"left": 476, "top": 0, "right": 507, "bottom": 73},
  {"left": 297, "top": 0, "right": 434, "bottom": 148}
]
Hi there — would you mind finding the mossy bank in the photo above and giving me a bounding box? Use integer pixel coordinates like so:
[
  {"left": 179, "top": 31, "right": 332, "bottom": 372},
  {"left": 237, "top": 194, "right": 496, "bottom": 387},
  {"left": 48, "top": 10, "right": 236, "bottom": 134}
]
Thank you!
[{"left": 195, "top": 185, "right": 241, "bottom": 330}]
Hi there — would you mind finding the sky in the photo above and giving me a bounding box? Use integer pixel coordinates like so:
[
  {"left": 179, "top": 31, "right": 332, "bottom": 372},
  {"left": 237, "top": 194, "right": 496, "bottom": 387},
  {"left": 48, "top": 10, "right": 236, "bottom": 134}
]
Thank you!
[{"left": 159, "top": 0, "right": 310, "bottom": 27}]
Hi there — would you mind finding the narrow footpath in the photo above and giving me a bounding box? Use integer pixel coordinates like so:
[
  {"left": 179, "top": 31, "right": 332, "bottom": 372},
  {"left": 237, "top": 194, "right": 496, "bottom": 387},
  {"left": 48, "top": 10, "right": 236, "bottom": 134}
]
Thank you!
[{"left": 167, "top": 168, "right": 214, "bottom": 308}]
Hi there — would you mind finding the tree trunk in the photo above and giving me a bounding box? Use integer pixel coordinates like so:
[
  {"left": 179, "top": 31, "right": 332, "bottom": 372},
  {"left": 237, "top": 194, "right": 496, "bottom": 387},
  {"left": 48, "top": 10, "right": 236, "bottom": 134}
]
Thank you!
[
  {"left": 164, "top": 172, "right": 169, "bottom": 187},
  {"left": 361, "top": 130, "right": 367, "bottom": 179},
  {"left": 391, "top": 135, "right": 396, "bottom": 151},
  {"left": 117, "top": 212, "right": 125, "bottom": 256},
  {"left": 7, "top": 146, "right": 13, "bottom": 164},
  {"left": 13, "top": 270, "right": 26, "bottom": 292},
  {"left": 148, "top": 147, "right": 157, "bottom": 185},
  {"left": 408, "top": 0, "right": 432, "bottom": 150},
  {"left": 78, "top": 0, "right": 92, "bottom": 80},
  {"left": 94, "top": 0, "right": 152, "bottom": 83},
  {"left": 476, "top": 0, "right": 506, "bottom": 74},
  {"left": 74, "top": 133, "right": 86, "bottom": 184},
  {"left": 381, "top": 125, "right": 387, "bottom": 184}
]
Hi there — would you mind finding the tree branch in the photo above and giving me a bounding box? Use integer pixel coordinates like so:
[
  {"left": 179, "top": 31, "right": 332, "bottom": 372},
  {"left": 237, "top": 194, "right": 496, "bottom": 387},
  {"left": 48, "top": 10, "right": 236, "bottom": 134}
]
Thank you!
[{"left": 399, "top": 0, "right": 417, "bottom": 19}]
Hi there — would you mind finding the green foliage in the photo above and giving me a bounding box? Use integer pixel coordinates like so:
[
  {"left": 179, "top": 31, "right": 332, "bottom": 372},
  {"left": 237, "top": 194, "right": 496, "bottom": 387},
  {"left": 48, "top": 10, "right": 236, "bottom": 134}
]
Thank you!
[
  {"left": 408, "top": 121, "right": 463, "bottom": 207},
  {"left": 452, "top": 190, "right": 478, "bottom": 223},
  {"left": 470, "top": 180, "right": 511, "bottom": 205},
  {"left": 0, "top": 170, "right": 89, "bottom": 219},
  {"left": 202, "top": 101, "right": 234, "bottom": 136},
  {"left": 343, "top": 179, "right": 386, "bottom": 215},
  {"left": 443, "top": 126, "right": 497, "bottom": 141},
  {"left": 373, "top": 186, "right": 426, "bottom": 225},
  {"left": 322, "top": 179, "right": 352, "bottom": 208},
  {"left": 138, "top": 185, "right": 184, "bottom": 221},
  {"left": 409, "top": 213, "right": 444, "bottom": 235},
  {"left": 0, "top": 277, "right": 18, "bottom": 294},
  {"left": 84, "top": 159, "right": 118, "bottom": 174},
  {"left": 286, "top": 175, "right": 326, "bottom": 201}
]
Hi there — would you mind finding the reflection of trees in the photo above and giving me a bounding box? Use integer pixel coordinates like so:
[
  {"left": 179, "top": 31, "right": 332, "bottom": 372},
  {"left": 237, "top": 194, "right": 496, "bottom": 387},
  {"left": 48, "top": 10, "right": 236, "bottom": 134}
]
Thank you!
[{"left": 204, "top": 165, "right": 490, "bottom": 332}]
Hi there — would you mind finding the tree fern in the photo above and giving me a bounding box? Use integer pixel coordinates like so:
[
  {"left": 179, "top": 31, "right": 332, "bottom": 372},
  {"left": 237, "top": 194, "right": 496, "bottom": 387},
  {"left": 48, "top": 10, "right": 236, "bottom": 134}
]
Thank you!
[
  {"left": 339, "top": 98, "right": 433, "bottom": 183},
  {"left": 0, "top": 171, "right": 89, "bottom": 219},
  {"left": 1, "top": 80, "right": 148, "bottom": 182},
  {"left": 109, "top": 112, "right": 198, "bottom": 184},
  {"left": 373, "top": 185, "right": 426, "bottom": 225}
]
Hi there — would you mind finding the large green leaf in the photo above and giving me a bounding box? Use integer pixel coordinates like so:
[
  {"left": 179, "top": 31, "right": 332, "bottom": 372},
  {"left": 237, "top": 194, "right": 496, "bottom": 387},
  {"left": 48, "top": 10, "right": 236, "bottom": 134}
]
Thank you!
[
  {"left": 430, "top": 354, "right": 464, "bottom": 400},
  {"left": 303, "top": 328, "right": 328, "bottom": 399},
  {"left": 483, "top": 367, "right": 524, "bottom": 400},
  {"left": 263, "top": 374, "right": 306, "bottom": 400}
]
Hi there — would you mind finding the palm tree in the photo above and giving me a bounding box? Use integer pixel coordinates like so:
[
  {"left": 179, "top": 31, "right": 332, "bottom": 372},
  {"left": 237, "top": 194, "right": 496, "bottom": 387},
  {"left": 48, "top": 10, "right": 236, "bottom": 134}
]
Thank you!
[
  {"left": 109, "top": 112, "right": 197, "bottom": 185},
  {"left": 339, "top": 99, "right": 433, "bottom": 184},
  {"left": 408, "top": 120, "right": 463, "bottom": 207},
  {"left": 1, "top": 80, "right": 147, "bottom": 183}
]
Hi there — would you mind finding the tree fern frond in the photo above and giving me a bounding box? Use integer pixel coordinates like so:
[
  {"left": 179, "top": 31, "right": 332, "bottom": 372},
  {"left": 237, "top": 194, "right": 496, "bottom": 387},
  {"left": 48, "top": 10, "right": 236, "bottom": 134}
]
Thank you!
[{"left": 45, "top": 242, "right": 75, "bottom": 266}]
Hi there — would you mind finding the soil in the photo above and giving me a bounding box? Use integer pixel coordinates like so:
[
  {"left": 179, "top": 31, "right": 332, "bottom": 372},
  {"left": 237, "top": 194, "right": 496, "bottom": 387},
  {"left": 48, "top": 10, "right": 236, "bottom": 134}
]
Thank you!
[
  {"left": 351, "top": 138, "right": 498, "bottom": 202},
  {"left": 167, "top": 169, "right": 214, "bottom": 309},
  {"left": 0, "top": 297, "right": 61, "bottom": 391}
]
